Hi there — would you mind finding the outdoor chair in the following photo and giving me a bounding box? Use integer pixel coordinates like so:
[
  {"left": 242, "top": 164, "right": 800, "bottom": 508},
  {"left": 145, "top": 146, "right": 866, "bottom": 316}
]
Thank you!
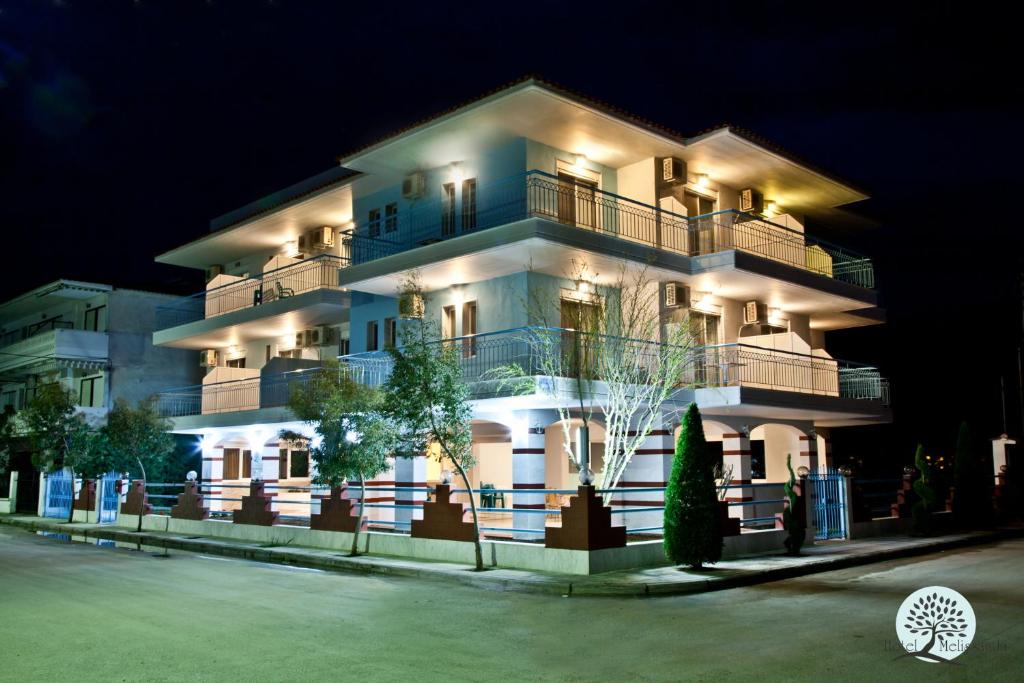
[{"left": 275, "top": 281, "right": 295, "bottom": 298}]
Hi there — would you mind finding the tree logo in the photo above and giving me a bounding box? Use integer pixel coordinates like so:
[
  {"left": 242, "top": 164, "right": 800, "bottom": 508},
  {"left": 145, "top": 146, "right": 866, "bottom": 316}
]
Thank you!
[{"left": 895, "top": 586, "right": 975, "bottom": 663}]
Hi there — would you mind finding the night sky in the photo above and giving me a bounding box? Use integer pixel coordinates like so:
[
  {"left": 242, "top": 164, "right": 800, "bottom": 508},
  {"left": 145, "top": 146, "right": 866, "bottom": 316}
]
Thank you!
[{"left": 1, "top": 1, "right": 1021, "bottom": 468}]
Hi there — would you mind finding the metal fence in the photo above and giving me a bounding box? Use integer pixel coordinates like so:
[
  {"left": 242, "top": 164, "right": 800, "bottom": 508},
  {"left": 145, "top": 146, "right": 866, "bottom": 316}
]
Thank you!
[
  {"left": 135, "top": 480, "right": 797, "bottom": 540},
  {"left": 344, "top": 170, "right": 875, "bottom": 288}
]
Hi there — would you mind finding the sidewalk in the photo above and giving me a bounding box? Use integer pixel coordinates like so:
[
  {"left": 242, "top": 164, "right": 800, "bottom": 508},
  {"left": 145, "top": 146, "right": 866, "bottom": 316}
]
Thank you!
[{"left": 2, "top": 514, "right": 1018, "bottom": 597}]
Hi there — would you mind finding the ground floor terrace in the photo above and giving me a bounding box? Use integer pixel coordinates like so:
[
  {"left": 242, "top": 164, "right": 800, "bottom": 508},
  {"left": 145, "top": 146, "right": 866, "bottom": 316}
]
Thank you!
[{"left": 166, "top": 407, "right": 843, "bottom": 542}]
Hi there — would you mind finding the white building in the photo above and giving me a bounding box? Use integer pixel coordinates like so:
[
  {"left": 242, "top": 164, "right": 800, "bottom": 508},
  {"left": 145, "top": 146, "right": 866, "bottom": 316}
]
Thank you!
[{"left": 151, "top": 78, "right": 890, "bottom": 535}]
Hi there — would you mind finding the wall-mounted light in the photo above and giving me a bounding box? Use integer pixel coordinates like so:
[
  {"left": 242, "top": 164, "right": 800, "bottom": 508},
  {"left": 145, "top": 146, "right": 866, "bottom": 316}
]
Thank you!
[
  {"left": 765, "top": 200, "right": 779, "bottom": 216},
  {"left": 696, "top": 173, "right": 710, "bottom": 188},
  {"left": 575, "top": 154, "right": 588, "bottom": 168},
  {"left": 283, "top": 240, "right": 299, "bottom": 257},
  {"left": 450, "top": 162, "right": 464, "bottom": 184},
  {"left": 575, "top": 279, "right": 592, "bottom": 294}
]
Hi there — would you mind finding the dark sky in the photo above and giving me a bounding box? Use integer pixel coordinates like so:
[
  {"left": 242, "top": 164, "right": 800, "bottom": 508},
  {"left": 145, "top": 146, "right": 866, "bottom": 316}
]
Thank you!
[{"left": 1, "top": 0, "right": 1022, "bottom": 465}]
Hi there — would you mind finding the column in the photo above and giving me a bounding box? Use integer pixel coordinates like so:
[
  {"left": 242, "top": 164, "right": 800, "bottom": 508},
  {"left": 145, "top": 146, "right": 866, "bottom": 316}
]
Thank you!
[
  {"left": 616, "top": 424, "right": 674, "bottom": 533},
  {"left": 816, "top": 428, "right": 833, "bottom": 470},
  {"left": 363, "top": 459, "right": 396, "bottom": 527},
  {"left": 798, "top": 433, "right": 819, "bottom": 472},
  {"left": 722, "top": 432, "right": 755, "bottom": 524},
  {"left": 201, "top": 442, "right": 224, "bottom": 512},
  {"left": 511, "top": 424, "right": 547, "bottom": 541},
  {"left": 394, "top": 455, "right": 427, "bottom": 533}
]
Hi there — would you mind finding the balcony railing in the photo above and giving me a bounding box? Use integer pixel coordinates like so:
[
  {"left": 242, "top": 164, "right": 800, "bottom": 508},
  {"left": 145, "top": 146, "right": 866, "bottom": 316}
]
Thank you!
[
  {"left": 346, "top": 170, "right": 875, "bottom": 288},
  {"left": 155, "top": 254, "right": 348, "bottom": 330},
  {"left": 155, "top": 327, "right": 888, "bottom": 418},
  {"left": 1, "top": 318, "right": 74, "bottom": 348}
]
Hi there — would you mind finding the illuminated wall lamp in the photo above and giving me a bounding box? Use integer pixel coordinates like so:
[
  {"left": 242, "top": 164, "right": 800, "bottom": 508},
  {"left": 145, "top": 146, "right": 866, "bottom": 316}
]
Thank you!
[
  {"left": 696, "top": 173, "right": 710, "bottom": 188},
  {"left": 450, "top": 162, "right": 464, "bottom": 184}
]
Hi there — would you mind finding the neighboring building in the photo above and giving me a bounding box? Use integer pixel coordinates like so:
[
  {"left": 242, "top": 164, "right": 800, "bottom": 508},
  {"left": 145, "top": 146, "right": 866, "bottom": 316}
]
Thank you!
[
  {"left": 151, "top": 78, "right": 890, "bottom": 534},
  {"left": 0, "top": 280, "right": 201, "bottom": 511}
]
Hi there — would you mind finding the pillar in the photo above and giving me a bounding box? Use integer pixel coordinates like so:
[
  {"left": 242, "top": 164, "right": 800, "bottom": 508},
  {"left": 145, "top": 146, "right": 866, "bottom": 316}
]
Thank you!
[
  {"left": 201, "top": 442, "right": 224, "bottom": 512},
  {"left": 798, "top": 432, "right": 819, "bottom": 472},
  {"left": 394, "top": 455, "right": 427, "bottom": 533},
  {"left": 511, "top": 422, "right": 547, "bottom": 541},
  {"left": 616, "top": 424, "right": 674, "bottom": 533},
  {"left": 816, "top": 428, "right": 833, "bottom": 470},
  {"left": 722, "top": 432, "right": 755, "bottom": 524}
]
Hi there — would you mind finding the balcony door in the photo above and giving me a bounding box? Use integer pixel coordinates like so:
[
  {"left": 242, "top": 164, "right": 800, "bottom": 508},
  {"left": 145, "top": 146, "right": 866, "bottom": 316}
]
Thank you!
[
  {"left": 690, "top": 310, "right": 721, "bottom": 386},
  {"left": 684, "top": 191, "right": 716, "bottom": 255},
  {"left": 560, "top": 298, "right": 600, "bottom": 379},
  {"left": 555, "top": 160, "right": 600, "bottom": 230}
]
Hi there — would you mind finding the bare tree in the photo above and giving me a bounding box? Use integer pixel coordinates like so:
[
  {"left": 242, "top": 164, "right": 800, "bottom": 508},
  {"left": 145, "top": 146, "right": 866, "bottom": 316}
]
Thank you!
[{"left": 516, "top": 261, "right": 700, "bottom": 503}]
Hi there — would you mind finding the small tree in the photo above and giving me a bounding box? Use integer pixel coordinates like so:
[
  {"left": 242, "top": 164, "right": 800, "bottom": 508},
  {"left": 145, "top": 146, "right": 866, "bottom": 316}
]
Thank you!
[
  {"left": 382, "top": 276, "right": 484, "bottom": 571},
  {"left": 911, "top": 445, "right": 936, "bottom": 536},
  {"left": 663, "top": 403, "right": 722, "bottom": 569},
  {"left": 282, "top": 360, "right": 396, "bottom": 556},
  {"left": 19, "top": 384, "right": 100, "bottom": 522},
  {"left": 782, "top": 454, "right": 805, "bottom": 555},
  {"left": 952, "top": 421, "right": 992, "bottom": 529},
  {"left": 98, "top": 398, "right": 176, "bottom": 532}
]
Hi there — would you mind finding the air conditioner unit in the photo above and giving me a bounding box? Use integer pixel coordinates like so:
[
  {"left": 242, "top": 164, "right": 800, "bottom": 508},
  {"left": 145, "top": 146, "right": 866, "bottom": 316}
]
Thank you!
[
  {"left": 199, "top": 349, "right": 218, "bottom": 367},
  {"left": 398, "top": 292, "right": 424, "bottom": 319},
  {"left": 664, "top": 282, "right": 689, "bottom": 308},
  {"left": 204, "top": 265, "right": 224, "bottom": 283},
  {"left": 402, "top": 172, "right": 426, "bottom": 199},
  {"left": 295, "top": 330, "right": 306, "bottom": 349},
  {"left": 660, "top": 157, "right": 686, "bottom": 183},
  {"left": 739, "top": 188, "right": 764, "bottom": 215},
  {"left": 743, "top": 301, "right": 769, "bottom": 325},
  {"left": 310, "top": 226, "right": 335, "bottom": 249}
]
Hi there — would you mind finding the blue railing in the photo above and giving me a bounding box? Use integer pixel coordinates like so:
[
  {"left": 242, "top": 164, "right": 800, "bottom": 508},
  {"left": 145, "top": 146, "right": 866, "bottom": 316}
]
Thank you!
[
  {"left": 156, "top": 327, "right": 889, "bottom": 417},
  {"left": 155, "top": 254, "right": 348, "bottom": 330},
  {"left": 345, "top": 170, "right": 875, "bottom": 288}
]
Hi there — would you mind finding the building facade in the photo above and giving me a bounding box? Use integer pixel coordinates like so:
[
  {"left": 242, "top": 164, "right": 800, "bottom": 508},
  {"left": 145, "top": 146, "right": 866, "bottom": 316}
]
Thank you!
[
  {"left": 151, "top": 79, "right": 890, "bottom": 535},
  {"left": 0, "top": 280, "right": 201, "bottom": 510}
]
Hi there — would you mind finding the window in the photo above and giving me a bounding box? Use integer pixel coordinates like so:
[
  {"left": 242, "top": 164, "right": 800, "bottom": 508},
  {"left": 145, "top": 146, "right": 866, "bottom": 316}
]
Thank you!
[
  {"left": 279, "top": 448, "right": 289, "bottom": 479},
  {"left": 242, "top": 450, "right": 252, "bottom": 479},
  {"left": 384, "top": 203, "right": 398, "bottom": 234},
  {"left": 366, "top": 320, "right": 379, "bottom": 352},
  {"left": 383, "top": 317, "right": 397, "bottom": 348},
  {"left": 79, "top": 376, "right": 102, "bottom": 408},
  {"left": 442, "top": 305, "right": 456, "bottom": 339},
  {"left": 461, "top": 179, "right": 477, "bottom": 232},
  {"left": 223, "top": 449, "right": 240, "bottom": 479},
  {"left": 290, "top": 450, "right": 310, "bottom": 478},
  {"left": 461, "top": 301, "right": 477, "bottom": 358},
  {"left": 441, "top": 183, "right": 456, "bottom": 237},
  {"left": 227, "top": 357, "right": 246, "bottom": 368},
  {"left": 265, "top": 345, "right": 272, "bottom": 363},
  {"left": 84, "top": 305, "right": 106, "bottom": 332},
  {"left": 338, "top": 338, "right": 350, "bottom": 355},
  {"left": 368, "top": 208, "right": 381, "bottom": 238}
]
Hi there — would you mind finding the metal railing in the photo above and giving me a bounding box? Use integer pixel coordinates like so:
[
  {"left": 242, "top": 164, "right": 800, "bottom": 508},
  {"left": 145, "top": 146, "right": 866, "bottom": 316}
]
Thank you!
[
  {"left": 1, "top": 319, "right": 75, "bottom": 348},
  {"left": 346, "top": 170, "right": 875, "bottom": 288},
  {"left": 138, "top": 480, "right": 794, "bottom": 539},
  {"left": 155, "top": 254, "right": 348, "bottom": 329},
  {"left": 156, "top": 327, "right": 888, "bottom": 417}
]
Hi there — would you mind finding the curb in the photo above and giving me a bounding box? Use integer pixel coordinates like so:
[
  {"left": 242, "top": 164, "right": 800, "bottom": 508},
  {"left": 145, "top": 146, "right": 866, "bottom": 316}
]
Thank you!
[{"left": 2, "top": 515, "right": 1018, "bottom": 597}]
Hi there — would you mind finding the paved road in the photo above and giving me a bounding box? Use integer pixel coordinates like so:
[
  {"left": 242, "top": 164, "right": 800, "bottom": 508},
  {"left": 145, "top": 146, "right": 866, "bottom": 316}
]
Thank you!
[{"left": 0, "top": 526, "right": 1020, "bottom": 682}]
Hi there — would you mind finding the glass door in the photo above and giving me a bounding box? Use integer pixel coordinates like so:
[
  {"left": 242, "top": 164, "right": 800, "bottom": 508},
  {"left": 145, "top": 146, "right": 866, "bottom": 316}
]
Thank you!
[
  {"left": 557, "top": 173, "right": 598, "bottom": 228},
  {"left": 684, "top": 191, "right": 716, "bottom": 255},
  {"left": 690, "top": 310, "right": 721, "bottom": 385}
]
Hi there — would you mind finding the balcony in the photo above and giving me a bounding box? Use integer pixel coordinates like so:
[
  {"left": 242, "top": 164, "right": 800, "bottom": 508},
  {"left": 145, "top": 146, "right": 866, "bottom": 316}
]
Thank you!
[
  {"left": 0, "top": 327, "right": 109, "bottom": 376},
  {"left": 344, "top": 170, "right": 875, "bottom": 289},
  {"left": 155, "top": 327, "right": 888, "bottom": 420},
  {"left": 155, "top": 254, "right": 348, "bottom": 330}
]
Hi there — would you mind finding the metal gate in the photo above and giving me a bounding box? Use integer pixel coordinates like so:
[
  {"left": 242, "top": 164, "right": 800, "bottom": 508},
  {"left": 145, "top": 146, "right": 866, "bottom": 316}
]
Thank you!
[
  {"left": 43, "top": 469, "right": 73, "bottom": 519},
  {"left": 98, "top": 471, "right": 120, "bottom": 524},
  {"left": 808, "top": 468, "right": 848, "bottom": 540}
]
